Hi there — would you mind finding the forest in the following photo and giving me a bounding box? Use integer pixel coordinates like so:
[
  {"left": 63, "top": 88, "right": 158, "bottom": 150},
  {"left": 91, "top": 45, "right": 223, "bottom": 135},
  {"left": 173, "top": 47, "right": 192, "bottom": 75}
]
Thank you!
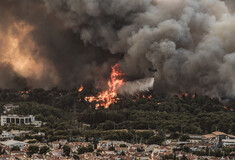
[{"left": 0, "top": 88, "right": 234, "bottom": 143}]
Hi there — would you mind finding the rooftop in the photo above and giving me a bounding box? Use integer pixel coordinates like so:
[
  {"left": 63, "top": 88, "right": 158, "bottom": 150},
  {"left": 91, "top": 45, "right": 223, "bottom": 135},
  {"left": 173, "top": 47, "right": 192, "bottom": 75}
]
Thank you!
[
  {"left": 212, "top": 132, "right": 227, "bottom": 136},
  {"left": 0, "top": 140, "right": 27, "bottom": 146}
]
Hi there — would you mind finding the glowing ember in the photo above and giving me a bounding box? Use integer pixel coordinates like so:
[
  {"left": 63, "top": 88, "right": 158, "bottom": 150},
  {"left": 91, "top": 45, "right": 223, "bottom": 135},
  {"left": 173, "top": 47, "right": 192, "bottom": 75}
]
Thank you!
[
  {"left": 142, "top": 95, "right": 152, "bottom": 99},
  {"left": 19, "top": 89, "right": 31, "bottom": 94},
  {"left": 78, "top": 84, "right": 83, "bottom": 92},
  {"left": 85, "top": 64, "right": 124, "bottom": 109},
  {"left": 178, "top": 93, "right": 189, "bottom": 99},
  {"left": 192, "top": 94, "right": 196, "bottom": 99}
]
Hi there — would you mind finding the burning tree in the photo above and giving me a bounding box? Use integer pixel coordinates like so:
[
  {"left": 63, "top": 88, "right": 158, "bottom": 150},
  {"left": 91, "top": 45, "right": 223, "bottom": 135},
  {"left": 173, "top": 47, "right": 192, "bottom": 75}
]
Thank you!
[{"left": 85, "top": 64, "right": 124, "bottom": 109}]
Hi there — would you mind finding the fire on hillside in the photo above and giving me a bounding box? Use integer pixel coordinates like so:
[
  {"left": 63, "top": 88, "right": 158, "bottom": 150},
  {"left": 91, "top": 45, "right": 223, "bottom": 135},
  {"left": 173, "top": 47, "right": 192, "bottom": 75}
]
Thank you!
[{"left": 84, "top": 64, "right": 124, "bottom": 109}]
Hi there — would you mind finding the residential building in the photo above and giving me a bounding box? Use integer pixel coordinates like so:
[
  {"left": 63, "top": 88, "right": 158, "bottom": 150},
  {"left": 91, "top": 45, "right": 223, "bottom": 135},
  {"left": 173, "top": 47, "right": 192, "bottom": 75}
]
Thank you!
[
  {"left": 0, "top": 131, "right": 14, "bottom": 139},
  {"left": 51, "top": 141, "right": 60, "bottom": 150},
  {"left": 222, "top": 139, "right": 235, "bottom": 146},
  {"left": 10, "top": 130, "right": 30, "bottom": 137},
  {"left": 0, "top": 140, "right": 27, "bottom": 148},
  {"left": 0, "top": 115, "right": 35, "bottom": 126},
  {"left": 31, "top": 120, "right": 42, "bottom": 127},
  {"left": 203, "top": 131, "right": 235, "bottom": 147},
  {"left": 3, "top": 104, "right": 19, "bottom": 113}
]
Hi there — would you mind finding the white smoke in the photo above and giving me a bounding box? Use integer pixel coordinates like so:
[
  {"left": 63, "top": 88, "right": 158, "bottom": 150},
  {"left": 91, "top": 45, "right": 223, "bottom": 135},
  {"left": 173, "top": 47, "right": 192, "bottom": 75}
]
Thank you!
[{"left": 118, "top": 77, "right": 154, "bottom": 95}]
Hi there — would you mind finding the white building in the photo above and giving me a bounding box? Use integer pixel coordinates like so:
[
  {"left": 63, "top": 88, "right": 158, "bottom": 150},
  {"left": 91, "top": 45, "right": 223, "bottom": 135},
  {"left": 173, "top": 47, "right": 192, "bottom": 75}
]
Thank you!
[
  {"left": 222, "top": 139, "right": 235, "bottom": 146},
  {"left": 3, "top": 104, "right": 19, "bottom": 113},
  {"left": 1, "top": 131, "right": 14, "bottom": 139},
  {"left": 31, "top": 120, "right": 42, "bottom": 127},
  {"left": 10, "top": 130, "right": 29, "bottom": 137},
  {"left": 203, "top": 131, "right": 235, "bottom": 146},
  {"left": 0, "top": 115, "right": 35, "bottom": 126},
  {"left": 0, "top": 140, "right": 27, "bottom": 148}
]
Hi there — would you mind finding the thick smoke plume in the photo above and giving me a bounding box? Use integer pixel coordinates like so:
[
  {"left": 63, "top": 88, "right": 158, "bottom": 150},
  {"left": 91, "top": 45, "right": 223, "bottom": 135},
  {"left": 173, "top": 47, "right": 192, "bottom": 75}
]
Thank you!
[
  {"left": 0, "top": 0, "right": 116, "bottom": 89},
  {"left": 1, "top": 0, "right": 235, "bottom": 98}
]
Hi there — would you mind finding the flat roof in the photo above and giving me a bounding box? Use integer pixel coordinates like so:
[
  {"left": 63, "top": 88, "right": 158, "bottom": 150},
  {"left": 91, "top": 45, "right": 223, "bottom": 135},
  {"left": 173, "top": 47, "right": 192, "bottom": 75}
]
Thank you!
[
  {"left": 0, "top": 140, "right": 27, "bottom": 146},
  {"left": 1, "top": 115, "right": 34, "bottom": 117}
]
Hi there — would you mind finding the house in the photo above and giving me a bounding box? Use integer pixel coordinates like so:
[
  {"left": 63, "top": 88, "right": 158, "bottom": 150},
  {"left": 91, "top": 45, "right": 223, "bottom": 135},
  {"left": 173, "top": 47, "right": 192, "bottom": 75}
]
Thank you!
[
  {"left": 31, "top": 154, "right": 45, "bottom": 160},
  {"left": 203, "top": 132, "right": 235, "bottom": 146},
  {"left": 10, "top": 129, "right": 29, "bottom": 137},
  {"left": 67, "top": 142, "right": 90, "bottom": 152},
  {"left": 188, "top": 134, "right": 203, "bottom": 143},
  {"left": 222, "top": 135, "right": 235, "bottom": 146},
  {"left": 51, "top": 141, "right": 60, "bottom": 150},
  {"left": 0, "top": 115, "right": 35, "bottom": 126},
  {"left": 0, "top": 154, "right": 11, "bottom": 160},
  {"left": 151, "top": 146, "right": 173, "bottom": 159},
  {"left": 0, "top": 131, "right": 14, "bottom": 139},
  {"left": 0, "top": 140, "right": 28, "bottom": 148},
  {"left": 59, "top": 139, "right": 68, "bottom": 146},
  {"left": 10, "top": 150, "right": 27, "bottom": 156},
  {"left": 3, "top": 104, "right": 19, "bottom": 113},
  {"left": 51, "top": 149, "right": 63, "bottom": 158},
  {"left": 31, "top": 121, "right": 43, "bottom": 127}
]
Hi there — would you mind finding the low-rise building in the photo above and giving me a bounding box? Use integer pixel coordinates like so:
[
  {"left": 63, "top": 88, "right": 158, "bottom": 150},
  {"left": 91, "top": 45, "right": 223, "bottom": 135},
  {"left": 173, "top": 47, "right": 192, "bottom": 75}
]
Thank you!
[
  {"left": 0, "top": 140, "right": 28, "bottom": 148},
  {"left": 222, "top": 139, "right": 235, "bottom": 146},
  {"left": 51, "top": 141, "right": 60, "bottom": 150},
  {"left": 1, "top": 131, "right": 14, "bottom": 139},
  {"left": 10, "top": 129, "right": 30, "bottom": 137},
  {"left": 3, "top": 104, "right": 19, "bottom": 113},
  {"left": 31, "top": 120, "right": 43, "bottom": 127},
  {"left": 0, "top": 115, "right": 35, "bottom": 126},
  {"left": 203, "top": 131, "right": 235, "bottom": 146}
]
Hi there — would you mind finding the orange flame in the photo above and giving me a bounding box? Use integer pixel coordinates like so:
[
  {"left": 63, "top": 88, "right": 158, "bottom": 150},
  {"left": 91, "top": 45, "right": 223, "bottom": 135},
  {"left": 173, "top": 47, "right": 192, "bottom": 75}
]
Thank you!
[
  {"left": 19, "top": 89, "right": 31, "bottom": 94},
  {"left": 142, "top": 95, "right": 152, "bottom": 99},
  {"left": 85, "top": 64, "right": 124, "bottom": 109},
  {"left": 78, "top": 84, "right": 83, "bottom": 92},
  {"left": 178, "top": 93, "right": 189, "bottom": 99}
]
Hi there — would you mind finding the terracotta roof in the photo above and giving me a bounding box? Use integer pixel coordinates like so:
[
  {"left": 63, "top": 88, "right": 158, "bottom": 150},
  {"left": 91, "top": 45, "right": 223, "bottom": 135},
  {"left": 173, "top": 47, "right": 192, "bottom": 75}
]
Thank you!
[
  {"left": 203, "top": 134, "right": 216, "bottom": 139},
  {"left": 212, "top": 131, "right": 227, "bottom": 136},
  {"left": 227, "top": 134, "right": 235, "bottom": 138}
]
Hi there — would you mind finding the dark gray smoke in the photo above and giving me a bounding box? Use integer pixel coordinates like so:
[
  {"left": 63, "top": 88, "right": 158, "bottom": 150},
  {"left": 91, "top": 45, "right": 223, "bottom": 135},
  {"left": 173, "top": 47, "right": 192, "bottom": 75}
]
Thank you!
[
  {"left": 0, "top": 0, "right": 118, "bottom": 89},
  {"left": 1, "top": 0, "right": 235, "bottom": 98},
  {"left": 43, "top": 0, "right": 235, "bottom": 97}
]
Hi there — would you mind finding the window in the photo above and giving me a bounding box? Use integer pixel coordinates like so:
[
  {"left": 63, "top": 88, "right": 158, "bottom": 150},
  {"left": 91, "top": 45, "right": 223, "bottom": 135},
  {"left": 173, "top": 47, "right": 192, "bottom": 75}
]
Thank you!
[
  {"left": 25, "top": 118, "right": 28, "bottom": 123},
  {"left": 11, "top": 118, "right": 15, "bottom": 123},
  {"left": 6, "top": 118, "right": 10, "bottom": 123},
  {"left": 16, "top": 118, "right": 19, "bottom": 124},
  {"left": 20, "top": 119, "right": 24, "bottom": 124}
]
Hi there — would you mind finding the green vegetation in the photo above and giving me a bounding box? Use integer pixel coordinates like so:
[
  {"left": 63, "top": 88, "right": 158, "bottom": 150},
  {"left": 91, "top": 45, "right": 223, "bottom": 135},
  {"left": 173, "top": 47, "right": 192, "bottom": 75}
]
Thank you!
[
  {"left": 0, "top": 88, "right": 234, "bottom": 143},
  {"left": 39, "top": 146, "right": 50, "bottom": 155},
  {"left": 63, "top": 145, "right": 71, "bottom": 156},
  {"left": 77, "top": 144, "right": 93, "bottom": 155},
  {"left": 11, "top": 146, "right": 20, "bottom": 151},
  {"left": 28, "top": 145, "right": 39, "bottom": 154}
]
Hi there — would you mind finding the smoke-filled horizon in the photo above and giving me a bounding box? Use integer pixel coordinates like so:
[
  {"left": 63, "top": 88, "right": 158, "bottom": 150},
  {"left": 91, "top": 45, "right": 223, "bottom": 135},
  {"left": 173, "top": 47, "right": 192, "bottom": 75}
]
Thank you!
[{"left": 1, "top": 0, "right": 235, "bottom": 98}]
